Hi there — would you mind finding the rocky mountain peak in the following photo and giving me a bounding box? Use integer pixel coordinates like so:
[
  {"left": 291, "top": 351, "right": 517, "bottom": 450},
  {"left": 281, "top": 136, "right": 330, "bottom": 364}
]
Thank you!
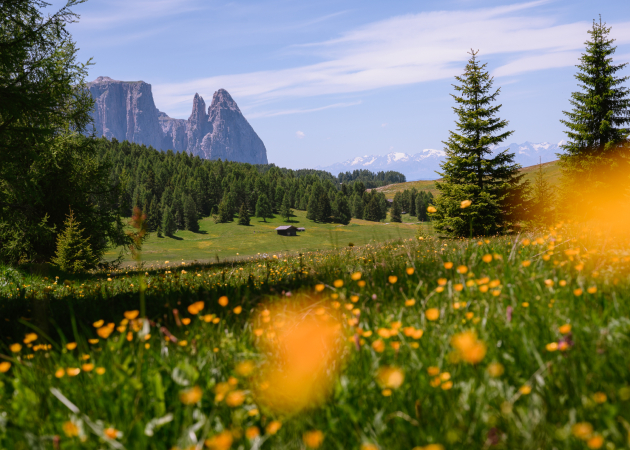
[
  {"left": 87, "top": 77, "right": 268, "bottom": 165},
  {"left": 92, "top": 76, "right": 115, "bottom": 83},
  {"left": 189, "top": 93, "right": 207, "bottom": 122},
  {"left": 210, "top": 89, "right": 240, "bottom": 113}
]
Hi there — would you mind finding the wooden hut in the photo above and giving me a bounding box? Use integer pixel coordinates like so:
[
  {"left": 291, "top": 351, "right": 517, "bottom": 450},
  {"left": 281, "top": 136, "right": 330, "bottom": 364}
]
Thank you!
[{"left": 276, "top": 225, "right": 297, "bottom": 236}]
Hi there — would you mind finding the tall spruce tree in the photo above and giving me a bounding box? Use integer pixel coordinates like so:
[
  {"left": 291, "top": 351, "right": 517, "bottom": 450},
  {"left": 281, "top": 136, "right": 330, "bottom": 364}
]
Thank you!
[
  {"left": 559, "top": 18, "right": 630, "bottom": 216},
  {"left": 351, "top": 193, "right": 364, "bottom": 219},
  {"left": 390, "top": 193, "right": 403, "bottom": 223},
  {"left": 416, "top": 193, "right": 428, "bottom": 222},
  {"left": 409, "top": 188, "right": 417, "bottom": 216},
  {"left": 530, "top": 161, "right": 556, "bottom": 226},
  {"left": 255, "top": 193, "right": 273, "bottom": 222},
  {"left": 432, "top": 50, "right": 527, "bottom": 237},
  {"left": 364, "top": 195, "right": 382, "bottom": 222},
  {"left": 183, "top": 194, "right": 200, "bottom": 231},
  {"left": 316, "top": 192, "right": 332, "bottom": 222},
  {"left": 333, "top": 192, "right": 352, "bottom": 225},
  {"left": 280, "top": 193, "right": 293, "bottom": 222},
  {"left": 306, "top": 184, "right": 323, "bottom": 221},
  {"left": 162, "top": 206, "right": 176, "bottom": 236},
  {"left": 215, "top": 196, "right": 232, "bottom": 224},
  {"left": 238, "top": 203, "right": 250, "bottom": 226}
]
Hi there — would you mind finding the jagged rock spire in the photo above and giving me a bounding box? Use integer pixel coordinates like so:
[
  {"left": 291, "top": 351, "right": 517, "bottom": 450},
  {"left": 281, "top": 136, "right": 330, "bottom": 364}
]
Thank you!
[{"left": 87, "top": 78, "right": 268, "bottom": 164}]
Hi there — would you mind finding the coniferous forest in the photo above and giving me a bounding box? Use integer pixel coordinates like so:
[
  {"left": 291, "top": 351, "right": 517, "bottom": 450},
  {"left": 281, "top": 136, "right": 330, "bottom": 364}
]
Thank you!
[{"left": 96, "top": 137, "right": 408, "bottom": 236}]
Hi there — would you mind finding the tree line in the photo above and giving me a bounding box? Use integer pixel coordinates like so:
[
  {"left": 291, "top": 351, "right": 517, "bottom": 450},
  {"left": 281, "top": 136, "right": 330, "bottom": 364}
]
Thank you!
[
  {"left": 389, "top": 190, "right": 435, "bottom": 223},
  {"left": 96, "top": 138, "right": 404, "bottom": 236}
]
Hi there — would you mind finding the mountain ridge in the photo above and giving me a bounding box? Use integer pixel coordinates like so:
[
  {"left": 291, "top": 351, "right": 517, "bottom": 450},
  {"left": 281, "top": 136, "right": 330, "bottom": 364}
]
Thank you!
[
  {"left": 87, "top": 76, "right": 268, "bottom": 165},
  {"left": 317, "top": 141, "right": 565, "bottom": 180}
]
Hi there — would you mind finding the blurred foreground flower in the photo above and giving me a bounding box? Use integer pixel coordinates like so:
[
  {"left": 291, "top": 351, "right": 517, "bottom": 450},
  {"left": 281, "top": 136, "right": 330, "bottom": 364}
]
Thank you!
[
  {"left": 62, "top": 421, "right": 79, "bottom": 437},
  {"left": 266, "top": 421, "right": 282, "bottom": 435},
  {"left": 303, "top": 430, "right": 324, "bottom": 448},
  {"left": 205, "top": 431, "right": 233, "bottom": 450},
  {"left": 425, "top": 308, "right": 440, "bottom": 321},
  {"left": 572, "top": 422, "right": 593, "bottom": 440},
  {"left": 427, "top": 206, "right": 437, "bottom": 213},
  {"left": 377, "top": 366, "right": 405, "bottom": 389},
  {"left": 487, "top": 362, "right": 504, "bottom": 377},
  {"left": 413, "top": 445, "right": 445, "bottom": 450},
  {"left": 253, "top": 297, "right": 345, "bottom": 414},
  {"left": 179, "top": 386, "right": 202, "bottom": 405},
  {"left": 451, "top": 331, "right": 486, "bottom": 364}
]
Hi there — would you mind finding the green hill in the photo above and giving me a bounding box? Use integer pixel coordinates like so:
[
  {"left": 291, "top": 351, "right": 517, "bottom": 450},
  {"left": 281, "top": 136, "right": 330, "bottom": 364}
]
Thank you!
[{"left": 374, "top": 160, "right": 561, "bottom": 199}]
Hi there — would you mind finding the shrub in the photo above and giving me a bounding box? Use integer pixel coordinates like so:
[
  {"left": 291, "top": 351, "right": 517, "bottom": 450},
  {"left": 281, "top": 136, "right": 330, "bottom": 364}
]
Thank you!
[{"left": 51, "top": 210, "right": 99, "bottom": 273}]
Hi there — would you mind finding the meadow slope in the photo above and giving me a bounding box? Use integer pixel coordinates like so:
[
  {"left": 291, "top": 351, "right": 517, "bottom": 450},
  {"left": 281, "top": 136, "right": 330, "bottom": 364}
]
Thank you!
[
  {"left": 375, "top": 161, "right": 560, "bottom": 199},
  {"left": 1, "top": 224, "right": 630, "bottom": 450}
]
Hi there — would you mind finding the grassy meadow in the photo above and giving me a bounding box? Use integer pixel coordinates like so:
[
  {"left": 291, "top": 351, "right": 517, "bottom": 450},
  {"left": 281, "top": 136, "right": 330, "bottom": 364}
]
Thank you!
[
  {"left": 2, "top": 222, "right": 630, "bottom": 450},
  {"left": 104, "top": 209, "right": 424, "bottom": 265}
]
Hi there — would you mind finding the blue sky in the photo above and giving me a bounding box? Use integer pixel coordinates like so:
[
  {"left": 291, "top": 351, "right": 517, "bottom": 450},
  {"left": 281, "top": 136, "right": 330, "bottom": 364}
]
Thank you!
[{"left": 58, "top": 0, "right": 630, "bottom": 169}]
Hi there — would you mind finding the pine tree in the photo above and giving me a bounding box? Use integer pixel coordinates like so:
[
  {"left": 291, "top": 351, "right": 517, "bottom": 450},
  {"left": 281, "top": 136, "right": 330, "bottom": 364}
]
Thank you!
[
  {"left": 162, "top": 206, "right": 177, "bottom": 236},
  {"left": 416, "top": 192, "right": 429, "bottom": 222},
  {"left": 351, "top": 193, "right": 364, "bottom": 219},
  {"left": 255, "top": 193, "right": 273, "bottom": 222},
  {"left": 559, "top": 18, "right": 630, "bottom": 216},
  {"left": 364, "top": 195, "right": 382, "bottom": 222},
  {"left": 184, "top": 194, "right": 200, "bottom": 231},
  {"left": 390, "top": 193, "right": 403, "bottom": 223},
  {"left": 51, "top": 209, "right": 99, "bottom": 273},
  {"left": 148, "top": 198, "right": 161, "bottom": 232},
  {"left": 529, "top": 161, "right": 556, "bottom": 227},
  {"left": 215, "top": 196, "right": 233, "bottom": 224},
  {"left": 353, "top": 181, "right": 366, "bottom": 197},
  {"left": 378, "top": 193, "right": 389, "bottom": 221},
  {"left": 409, "top": 188, "right": 417, "bottom": 216},
  {"left": 306, "top": 185, "right": 322, "bottom": 221},
  {"left": 316, "top": 192, "right": 332, "bottom": 222},
  {"left": 432, "top": 50, "right": 527, "bottom": 237},
  {"left": 334, "top": 192, "right": 352, "bottom": 225},
  {"left": 275, "top": 185, "right": 285, "bottom": 212},
  {"left": 238, "top": 203, "right": 250, "bottom": 226},
  {"left": 280, "top": 193, "right": 293, "bottom": 222},
  {"left": 401, "top": 190, "right": 410, "bottom": 214}
]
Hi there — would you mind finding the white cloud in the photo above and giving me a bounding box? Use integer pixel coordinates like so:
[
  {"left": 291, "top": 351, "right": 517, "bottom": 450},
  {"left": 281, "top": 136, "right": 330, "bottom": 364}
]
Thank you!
[
  {"left": 493, "top": 51, "right": 583, "bottom": 77},
  {"left": 296, "top": 131, "right": 305, "bottom": 139},
  {"left": 76, "top": 0, "right": 205, "bottom": 28},
  {"left": 248, "top": 101, "right": 361, "bottom": 119},
  {"left": 381, "top": 123, "right": 388, "bottom": 128},
  {"left": 152, "top": 1, "right": 630, "bottom": 116}
]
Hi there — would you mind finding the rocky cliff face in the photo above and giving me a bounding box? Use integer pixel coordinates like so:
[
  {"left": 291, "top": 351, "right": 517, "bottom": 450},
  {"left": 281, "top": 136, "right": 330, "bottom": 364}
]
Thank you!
[
  {"left": 87, "top": 77, "right": 268, "bottom": 165},
  {"left": 88, "top": 76, "right": 163, "bottom": 150}
]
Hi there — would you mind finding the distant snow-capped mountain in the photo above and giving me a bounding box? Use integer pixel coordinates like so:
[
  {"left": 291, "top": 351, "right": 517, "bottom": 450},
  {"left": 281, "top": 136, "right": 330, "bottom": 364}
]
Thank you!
[
  {"left": 492, "top": 141, "right": 564, "bottom": 168},
  {"left": 318, "top": 141, "right": 564, "bottom": 181},
  {"left": 318, "top": 149, "right": 446, "bottom": 181}
]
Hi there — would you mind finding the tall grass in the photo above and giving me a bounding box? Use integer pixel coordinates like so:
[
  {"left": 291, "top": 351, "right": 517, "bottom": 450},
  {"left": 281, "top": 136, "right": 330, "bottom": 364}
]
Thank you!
[{"left": 1, "top": 225, "right": 629, "bottom": 449}]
